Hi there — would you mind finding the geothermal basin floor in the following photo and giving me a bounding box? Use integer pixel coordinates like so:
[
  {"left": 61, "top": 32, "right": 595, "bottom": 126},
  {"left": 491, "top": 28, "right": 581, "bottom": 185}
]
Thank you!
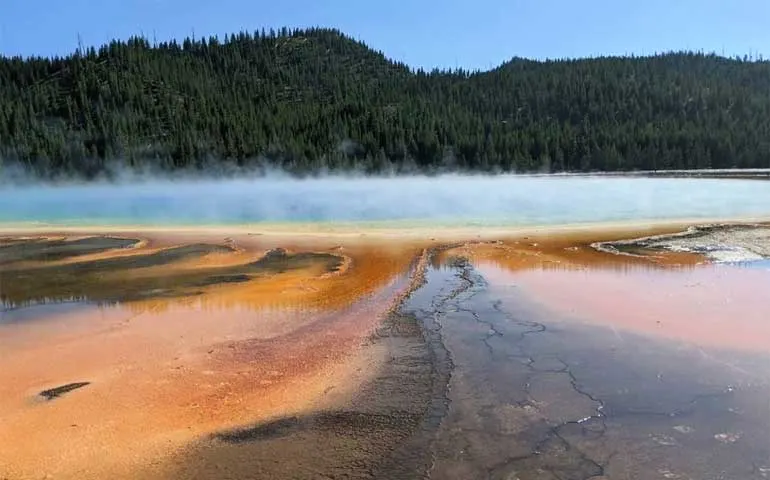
[{"left": 1, "top": 223, "right": 770, "bottom": 479}]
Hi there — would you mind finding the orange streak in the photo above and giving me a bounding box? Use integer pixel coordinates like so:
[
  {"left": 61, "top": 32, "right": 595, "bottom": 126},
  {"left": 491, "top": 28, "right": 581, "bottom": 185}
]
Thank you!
[{"left": 0, "top": 234, "right": 424, "bottom": 479}]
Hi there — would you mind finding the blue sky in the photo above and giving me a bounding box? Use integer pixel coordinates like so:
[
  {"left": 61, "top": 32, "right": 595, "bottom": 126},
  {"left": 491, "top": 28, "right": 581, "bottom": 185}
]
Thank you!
[{"left": 2, "top": 0, "right": 769, "bottom": 70}]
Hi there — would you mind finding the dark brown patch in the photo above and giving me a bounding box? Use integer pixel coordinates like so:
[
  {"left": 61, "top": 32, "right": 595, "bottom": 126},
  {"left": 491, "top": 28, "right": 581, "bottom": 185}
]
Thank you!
[
  {"left": 0, "top": 237, "right": 139, "bottom": 265},
  {"left": 39, "top": 382, "right": 91, "bottom": 400},
  {"left": 0, "top": 240, "right": 343, "bottom": 307}
]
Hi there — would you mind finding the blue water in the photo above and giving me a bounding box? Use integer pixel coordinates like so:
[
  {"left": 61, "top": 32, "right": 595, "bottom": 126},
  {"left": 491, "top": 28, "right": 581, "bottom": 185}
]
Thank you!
[
  {"left": 1, "top": 175, "right": 769, "bottom": 227},
  {"left": 732, "top": 259, "right": 770, "bottom": 270}
]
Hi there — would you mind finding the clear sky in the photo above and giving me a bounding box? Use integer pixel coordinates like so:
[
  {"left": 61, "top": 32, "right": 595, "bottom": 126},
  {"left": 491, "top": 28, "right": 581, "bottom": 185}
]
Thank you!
[{"left": 2, "top": 0, "right": 769, "bottom": 70}]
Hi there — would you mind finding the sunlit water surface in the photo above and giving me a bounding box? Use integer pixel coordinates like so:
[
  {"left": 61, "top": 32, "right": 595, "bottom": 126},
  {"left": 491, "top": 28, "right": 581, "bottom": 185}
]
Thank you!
[{"left": 1, "top": 176, "right": 769, "bottom": 226}]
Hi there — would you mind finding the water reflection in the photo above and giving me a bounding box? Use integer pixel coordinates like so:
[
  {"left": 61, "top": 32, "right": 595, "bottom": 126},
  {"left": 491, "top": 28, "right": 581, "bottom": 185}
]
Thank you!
[
  {"left": 477, "top": 261, "right": 770, "bottom": 352},
  {"left": 439, "top": 235, "right": 705, "bottom": 276},
  {"left": 407, "top": 256, "right": 770, "bottom": 479},
  {"left": 732, "top": 258, "right": 770, "bottom": 270},
  {"left": 0, "top": 300, "right": 92, "bottom": 328}
]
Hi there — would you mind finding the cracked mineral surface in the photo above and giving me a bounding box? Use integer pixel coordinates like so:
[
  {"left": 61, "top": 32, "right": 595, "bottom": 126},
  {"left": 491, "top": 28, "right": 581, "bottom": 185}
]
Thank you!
[
  {"left": 415, "top": 251, "right": 770, "bottom": 480},
  {"left": 2, "top": 225, "right": 770, "bottom": 479}
]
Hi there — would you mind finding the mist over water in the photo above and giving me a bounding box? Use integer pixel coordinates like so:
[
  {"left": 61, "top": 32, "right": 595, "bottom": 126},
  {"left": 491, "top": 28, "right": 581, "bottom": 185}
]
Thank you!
[{"left": 1, "top": 175, "right": 770, "bottom": 226}]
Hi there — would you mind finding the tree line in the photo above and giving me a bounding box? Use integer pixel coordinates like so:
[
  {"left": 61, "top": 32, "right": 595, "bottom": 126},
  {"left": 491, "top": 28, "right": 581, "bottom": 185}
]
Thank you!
[{"left": 2, "top": 27, "right": 770, "bottom": 179}]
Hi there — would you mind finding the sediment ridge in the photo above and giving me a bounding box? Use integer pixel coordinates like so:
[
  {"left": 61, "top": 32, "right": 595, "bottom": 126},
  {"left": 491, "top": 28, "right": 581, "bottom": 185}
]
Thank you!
[{"left": 593, "top": 223, "right": 770, "bottom": 262}]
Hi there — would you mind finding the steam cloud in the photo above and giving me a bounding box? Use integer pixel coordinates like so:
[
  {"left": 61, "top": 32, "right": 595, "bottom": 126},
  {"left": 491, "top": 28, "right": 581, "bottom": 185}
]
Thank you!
[{"left": 1, "top": 174, "right": 770, "bottom": 227}]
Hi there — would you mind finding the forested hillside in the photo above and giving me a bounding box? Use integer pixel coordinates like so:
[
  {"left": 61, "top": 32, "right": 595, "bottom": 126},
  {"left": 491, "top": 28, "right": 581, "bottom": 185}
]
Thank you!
[{"left": 2, "top": 27, "right": 770, "bottom": 178}]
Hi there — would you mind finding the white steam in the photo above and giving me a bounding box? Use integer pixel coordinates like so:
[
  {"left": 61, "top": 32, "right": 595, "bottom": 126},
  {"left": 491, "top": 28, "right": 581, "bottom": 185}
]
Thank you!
[{"left": 1, "top": 174, "right": 770, "bottom": 227}]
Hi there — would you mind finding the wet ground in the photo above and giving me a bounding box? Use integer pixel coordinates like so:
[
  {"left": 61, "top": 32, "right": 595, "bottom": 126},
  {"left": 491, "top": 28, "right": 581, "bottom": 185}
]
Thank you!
[
  {"left": 597, "top": 224, "right": 770, "bottom": 262},
  {"left": 1, "top": 226, "right": 770, "bottom": 479},
  {"left": 0, "top": 237, "right": 343, "bottom": 307},
  {"left": 415, "top": 259, "right": 770, "bottom": 480},
  {"left": 0, "top": 233, "right": 424, "bottom": 479}
]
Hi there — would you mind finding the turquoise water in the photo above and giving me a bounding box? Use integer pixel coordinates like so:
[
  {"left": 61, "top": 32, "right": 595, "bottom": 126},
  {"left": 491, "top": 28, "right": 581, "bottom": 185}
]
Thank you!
[{"left": 1, "top": 175, "right": 769, "bottom": 226}]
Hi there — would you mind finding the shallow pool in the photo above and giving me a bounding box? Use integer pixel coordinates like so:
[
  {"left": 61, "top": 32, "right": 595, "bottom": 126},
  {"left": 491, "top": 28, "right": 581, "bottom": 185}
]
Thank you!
[{"left": 1, "top": 175, "right": 769, "bottom": 226}]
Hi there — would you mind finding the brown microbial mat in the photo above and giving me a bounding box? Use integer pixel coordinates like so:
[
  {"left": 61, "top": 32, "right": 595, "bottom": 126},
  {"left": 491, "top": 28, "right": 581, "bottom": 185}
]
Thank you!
[{"left": 1, "top": 224, "right": 769, "bottom": 479}]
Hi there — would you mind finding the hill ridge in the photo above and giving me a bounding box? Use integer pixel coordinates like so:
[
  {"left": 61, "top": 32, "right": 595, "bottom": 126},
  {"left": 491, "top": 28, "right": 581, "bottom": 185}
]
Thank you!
[{"left": 1, "top": 27, "right": 769, "bottom": 178}]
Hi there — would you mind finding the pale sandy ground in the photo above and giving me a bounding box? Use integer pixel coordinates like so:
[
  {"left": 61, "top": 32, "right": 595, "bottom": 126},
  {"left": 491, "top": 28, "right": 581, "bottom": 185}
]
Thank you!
[
  {"left": 0, "top": 303, "right": 394, "bottom": 479},
  {"left": 614, "top": 224, "right": 770, "bottom": 260},
  {"left": 2, "top": 214, "right": 769, "bottom": 241}
]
